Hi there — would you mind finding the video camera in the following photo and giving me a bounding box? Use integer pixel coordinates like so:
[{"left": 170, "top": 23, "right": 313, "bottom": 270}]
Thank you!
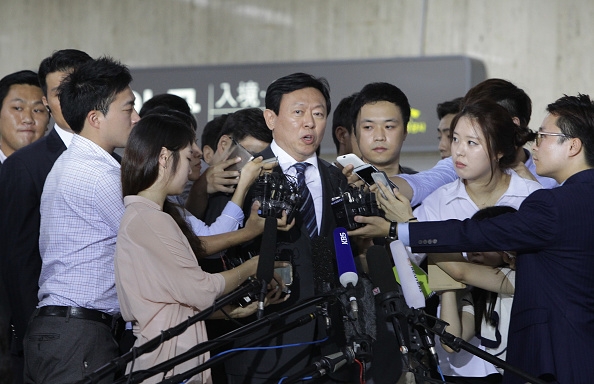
[
  {"left": 252, "top": 172, "right": 301, "bottom": 222},
  {"left": 331, "top": 185, "right": 384, "bottom": 230}
]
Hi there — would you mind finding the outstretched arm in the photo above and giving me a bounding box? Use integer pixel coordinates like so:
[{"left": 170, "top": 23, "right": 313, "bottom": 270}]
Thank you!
[
  {"left": 439, "top": 290, "right": 476, "bottom": 353},
  {"left": 430, "top": 253, "right": 515, "bottom": 295}
]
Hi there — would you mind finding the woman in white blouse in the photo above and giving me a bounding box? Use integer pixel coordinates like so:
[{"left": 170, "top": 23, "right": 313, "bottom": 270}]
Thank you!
[{"left": 365, "top": 100, "right": 542, "bottom": 383}]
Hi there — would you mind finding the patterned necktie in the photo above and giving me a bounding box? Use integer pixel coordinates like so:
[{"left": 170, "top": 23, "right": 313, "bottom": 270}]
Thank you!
[{"left": 293, "top": 162, "right": 318, "bottom": 238}]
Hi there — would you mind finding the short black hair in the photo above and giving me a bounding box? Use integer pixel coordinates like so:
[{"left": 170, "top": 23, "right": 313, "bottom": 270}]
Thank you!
[
  {"left": 200, "top": 114, "right": 229, "bottom": 151},
  {"left": 0, "top": 70, "right": 41, "bottom": 112},
  {"left": 38, "top": 49, "right": 92, "bottom": 96},
  {"left": 58, "top": 56, "right": 132, "bottom": 133},
  {"left": 331, "top": 93, "right": 358, "bottom": 152},
  {"left": 547, "top": 94, "right": 594, "bottom": 167},
  {"left": 217, "top": 108, "right": 271, "bottom": 147},
  {"left": 265, "top": 72, "right": 331, "bottom": 115},
  {"left": 436, "top": 97, "right": 463, "bottom": 120},
  {"left": 139, "top": 93, "right": 197, "bottom": 130},
  {"left": 351, "top": 82, "right": 411, "bottom": 135}
]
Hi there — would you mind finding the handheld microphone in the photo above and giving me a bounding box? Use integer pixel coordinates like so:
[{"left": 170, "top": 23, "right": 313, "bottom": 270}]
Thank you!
[
  {"left": 283, "top": 347, "right": 355, "bottom": 384},
  {"left": 390, "top": 240, "right": 426, "bottom": 309},
  {"left": 256, "top": 216, "right": 277, "bottom": 319},
  {"left": 389, "top": 241, "right": 440, "bottom": 369},
  {"left": 332, "top": 227, "right": 358, "bottom": 320}
]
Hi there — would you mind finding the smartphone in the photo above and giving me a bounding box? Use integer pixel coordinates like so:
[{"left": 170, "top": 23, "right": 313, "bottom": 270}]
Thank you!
[
  {"left": 354, "top": 164, "right": 398, "bottom": 189},
  {"left": 274, "top": 264, "right": 292, "bottom": 298},
  {"left": 336, "top": 153, "right": 366, "bottom": 169},
  {"left": 226, "top": 141, "right": 254, "bottom": 171},
  {"left": 372, "top": 171, "right": 396, "bottom": 198}
]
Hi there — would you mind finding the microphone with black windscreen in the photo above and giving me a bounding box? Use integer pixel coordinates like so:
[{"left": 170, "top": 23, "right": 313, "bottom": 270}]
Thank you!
[
  {"left": 366, "top": 245, "right": 414, "bottom": 370},
  {"left": 256, "top": 216, "right": 277, "bottom": 319}
]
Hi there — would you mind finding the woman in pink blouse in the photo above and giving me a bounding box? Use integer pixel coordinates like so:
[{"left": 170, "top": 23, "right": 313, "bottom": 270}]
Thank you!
[{"left": 115, "top": 112, "right": 285, "bottom": 384}]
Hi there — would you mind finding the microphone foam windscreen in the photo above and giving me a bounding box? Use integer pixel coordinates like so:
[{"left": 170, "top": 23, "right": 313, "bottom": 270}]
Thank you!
[
  {"left": 342, "top": 276, "right": 377, "bottom": 342},
  {"left": 311, "top": 236, "right": 338, "bottom": 295},
  {"left": 256, "top": 216, "right": 277, "bottom": 282},
  {"left": 366, "top": 245, "right": 399, "bottom": 294}
]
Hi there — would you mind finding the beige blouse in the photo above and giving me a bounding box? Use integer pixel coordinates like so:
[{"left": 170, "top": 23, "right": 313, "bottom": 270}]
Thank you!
[{"left": 115, "top": 195, "right": 225, "bottom": 384}]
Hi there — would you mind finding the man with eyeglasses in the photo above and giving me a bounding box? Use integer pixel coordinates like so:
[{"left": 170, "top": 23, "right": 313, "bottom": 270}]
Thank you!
[{"left": 353, "top": 93, "right": 594, "bottom": 384}]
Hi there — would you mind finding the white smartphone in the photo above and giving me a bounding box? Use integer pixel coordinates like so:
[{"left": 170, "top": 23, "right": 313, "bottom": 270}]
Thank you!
[
  {"left": 372, "top": 171, "right": 396, "bottom": 198},
  {"left": 336, "top": 153, "right": 366, "bottom": 169}
]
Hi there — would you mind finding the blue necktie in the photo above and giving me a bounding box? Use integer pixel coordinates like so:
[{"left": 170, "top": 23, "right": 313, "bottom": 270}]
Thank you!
[{"left": 293, "top": 162, "right": 318, "bottom": 238}]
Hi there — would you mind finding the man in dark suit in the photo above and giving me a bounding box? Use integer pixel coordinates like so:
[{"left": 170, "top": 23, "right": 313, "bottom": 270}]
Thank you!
[
  {"left": 0, "top": 49, "right": 92, "bottom": 384},
  {"left": 352, "top": 94, "right": 594, "bottom": 383},
  {"left": 224, "top": 73, "right": 348, "bottom": 384}
]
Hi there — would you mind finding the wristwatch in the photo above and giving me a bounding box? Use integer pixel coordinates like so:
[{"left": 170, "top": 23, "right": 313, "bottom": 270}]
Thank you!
[{"left": 387, "top": 221, "right": 398, "bottom": 240}]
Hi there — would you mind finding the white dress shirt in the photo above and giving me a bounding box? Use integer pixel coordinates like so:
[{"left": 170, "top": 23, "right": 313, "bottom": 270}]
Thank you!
[
  {"left": 270, "top": 140, "right": 323, "bottom": 234},
  {"left": 53, "top": 123, "right": 75, "bottom": 148},
  {"left": 399, "top": 152, "right": 557, "bottom": 207}
]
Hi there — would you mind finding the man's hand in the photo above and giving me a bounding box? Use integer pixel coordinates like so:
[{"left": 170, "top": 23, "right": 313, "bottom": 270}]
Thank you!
[
  {"left": 347, "top": 215, "right": 391, "bottom": 238},
  {"left": 203, "top": 157, "right": 241, "bottom": 194},
  {"left": 374, "top": 183, "right": 415, "bottom": 222},
  {"left": 265, "top": 266, "right": 291, "bottom": 305},
  {"left": 341, "top": 163, "right": 366, "bottom": 188},
  {"left": 244, "top": 201, "right": 296, "bottom": 239}
]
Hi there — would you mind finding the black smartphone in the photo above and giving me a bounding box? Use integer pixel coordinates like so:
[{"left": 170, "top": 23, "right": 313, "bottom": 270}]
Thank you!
[{"left": 354, "top": 164, "right": 398, "bottom": 190}]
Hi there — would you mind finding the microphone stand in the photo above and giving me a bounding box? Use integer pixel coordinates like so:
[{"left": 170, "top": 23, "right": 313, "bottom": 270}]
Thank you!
[
  {"left": 77, "top": 279, "right": 262, "bottom": 384},
  {"left": 157, "top": 311, "right": 319, "bottom": 384},
  {"left": 113, "top": 294, "right": 334, "bottom": 384},
  {"left": 410, "top": 309, "right": 549, "bottom": 384}
]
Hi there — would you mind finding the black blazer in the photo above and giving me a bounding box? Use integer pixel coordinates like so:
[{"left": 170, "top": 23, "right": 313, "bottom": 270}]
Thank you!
[
  {"left": 408, "top": 169, "right": 594, "bottom": 384},
  {"left": 225, "top": 146, "right": 348, "bottom": 382},
  {"left": 0, "top": 128, "right": 67, "bottom": 351}
]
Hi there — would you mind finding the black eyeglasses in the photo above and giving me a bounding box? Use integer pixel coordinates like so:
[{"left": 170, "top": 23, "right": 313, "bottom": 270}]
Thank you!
[{"left": 535, "top": 131, "right": 571, "bottom": 147}]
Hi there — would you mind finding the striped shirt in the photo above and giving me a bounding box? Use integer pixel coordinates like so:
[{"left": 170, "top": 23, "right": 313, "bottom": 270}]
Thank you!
[{"left": 38, "top": 134, "right": 123, "bottom": 315}]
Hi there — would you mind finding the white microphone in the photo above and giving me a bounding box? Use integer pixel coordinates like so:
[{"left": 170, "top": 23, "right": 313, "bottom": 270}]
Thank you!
[
  {"left": 390, "top": 240, "right": 439, "bottom": 367},
  {"left": 333, "top": 227, "right": 359, "bottom": 320},
  {"left": 390, "top": 240, "right": 426, "bottom": 309}
]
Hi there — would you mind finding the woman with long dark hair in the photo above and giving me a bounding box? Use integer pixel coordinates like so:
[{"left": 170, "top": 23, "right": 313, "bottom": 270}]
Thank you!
[
  {"left": 363, "top": 99, "right": 542, "bottom": 383},
  {"left": 115, "top": 113, "right": 285, "bottom": 383}
]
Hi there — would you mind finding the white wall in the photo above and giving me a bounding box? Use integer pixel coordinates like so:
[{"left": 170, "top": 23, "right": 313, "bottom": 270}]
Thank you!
[{"left": 1, "top": 0, "right": 592, "bottom": 169}]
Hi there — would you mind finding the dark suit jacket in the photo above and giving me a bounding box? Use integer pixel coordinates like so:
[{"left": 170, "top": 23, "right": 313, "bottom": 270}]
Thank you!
[
  {"left": 225, "top": 146, "right": 348, "bottom": 383},
  {"left": 408, "top": 169, "right": 594, "bottom": 384},
  {"left": 0, "top": 128, "right": 67, "bottom": 353}
]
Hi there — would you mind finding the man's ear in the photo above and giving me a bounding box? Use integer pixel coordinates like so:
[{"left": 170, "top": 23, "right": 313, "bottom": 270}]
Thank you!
[
  {"left": 42, "top": 96, "right": 51, "bottom": 114},
  {"left": 335, "top": 126, "right": 350, "bottom": 145},
  {"left": 202, "top": 145, "right": 214, "bottom": 165},
  {"left": 568, "top": 137, "right": 583, "bottom": 158},
  {"left": 263, "top": 109, "right": 276, "bottom": 131},
  {"left": 87, "top": 110, "right": 102, "bottom": 130},
  {"left": 216, "top": 134, "right": 233, "bottom": 153}
]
